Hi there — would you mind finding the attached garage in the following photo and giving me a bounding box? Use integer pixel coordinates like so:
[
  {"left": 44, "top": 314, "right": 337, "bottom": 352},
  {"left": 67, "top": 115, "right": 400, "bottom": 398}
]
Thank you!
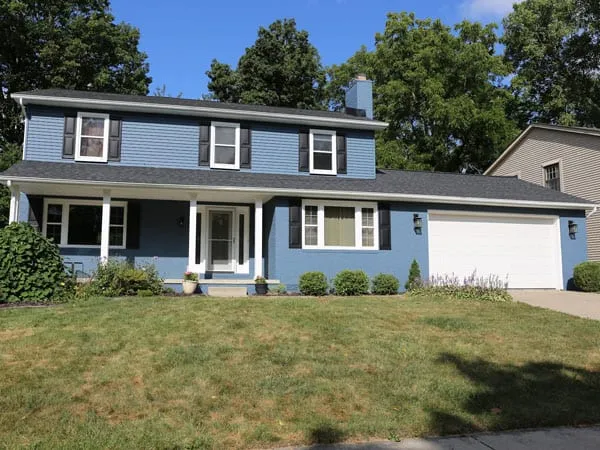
[{"left": 428, "top": 211, "right": 563, "bottom": 289}]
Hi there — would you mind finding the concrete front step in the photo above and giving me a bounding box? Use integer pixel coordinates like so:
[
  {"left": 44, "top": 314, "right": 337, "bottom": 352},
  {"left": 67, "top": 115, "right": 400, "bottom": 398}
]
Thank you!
[{"left": 206, "top": 286, "right": 248, "bottom": 297}]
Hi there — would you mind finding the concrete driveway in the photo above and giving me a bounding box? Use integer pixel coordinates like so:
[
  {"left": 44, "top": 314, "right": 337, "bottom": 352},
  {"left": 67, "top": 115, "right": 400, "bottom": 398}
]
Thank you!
[{"left": 510, "top": 290, "right": 600, "bottom": 320}]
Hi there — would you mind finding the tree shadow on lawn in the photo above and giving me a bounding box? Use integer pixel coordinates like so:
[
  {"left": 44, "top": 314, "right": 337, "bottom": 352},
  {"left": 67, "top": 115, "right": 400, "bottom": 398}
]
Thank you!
[{"left": 429, "top": 353, "right": 600, "bottom": 436}]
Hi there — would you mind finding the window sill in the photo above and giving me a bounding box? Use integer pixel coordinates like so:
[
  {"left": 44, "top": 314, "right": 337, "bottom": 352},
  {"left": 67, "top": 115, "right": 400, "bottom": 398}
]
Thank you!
[
  {"left": 309, "top": 170, "right": 337, "bottom": 176},
  {"left": 301, "top": 246, "right": 379, "bottom": 251}
]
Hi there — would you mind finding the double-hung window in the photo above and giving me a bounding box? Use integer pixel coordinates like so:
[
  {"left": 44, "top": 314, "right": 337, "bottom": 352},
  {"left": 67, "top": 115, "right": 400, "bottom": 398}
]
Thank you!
[
  {"left": 210, "top": 121, "right": 240, "bottom": 169},
  {"left": 75, "top": 112, "right": 110, "bottom": 162},
  {"left": 302, "top": 201, "right": 378, "bottom": 249},
  {"left": 309, "top": 129, "right": 336, "bottom": 175},
  {"left": 543, "top": 162, "right": 561, "bottom": 191},
  {"left": 43, "top": 199, "right": 127, "bottom": 248}
]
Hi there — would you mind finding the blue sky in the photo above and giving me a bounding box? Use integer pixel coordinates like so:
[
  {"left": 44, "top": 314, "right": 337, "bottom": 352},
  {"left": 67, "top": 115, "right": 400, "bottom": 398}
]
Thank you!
[{"left": 110, "top": 0, "right": 520, "bottom": 98}]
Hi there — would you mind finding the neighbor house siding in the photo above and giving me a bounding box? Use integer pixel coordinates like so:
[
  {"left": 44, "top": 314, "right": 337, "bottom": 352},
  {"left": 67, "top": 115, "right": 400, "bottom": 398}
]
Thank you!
[
  {"left": 25, "top": 106, "right": 376, "bottom": 179},
  {"left": 488, "top": 128, "right": 600, "bottom": 261}
]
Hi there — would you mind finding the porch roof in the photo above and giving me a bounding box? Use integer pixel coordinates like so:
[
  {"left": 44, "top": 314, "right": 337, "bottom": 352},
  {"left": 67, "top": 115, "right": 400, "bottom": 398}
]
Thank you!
[{"left": 1, "top": 160, "right": 594, "bottom": 210}]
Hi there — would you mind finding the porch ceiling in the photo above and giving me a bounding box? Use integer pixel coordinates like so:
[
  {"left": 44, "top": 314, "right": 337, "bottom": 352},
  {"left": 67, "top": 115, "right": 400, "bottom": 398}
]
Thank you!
[{"left": 15, "top": 181, "right": 271, "bottom": 203}]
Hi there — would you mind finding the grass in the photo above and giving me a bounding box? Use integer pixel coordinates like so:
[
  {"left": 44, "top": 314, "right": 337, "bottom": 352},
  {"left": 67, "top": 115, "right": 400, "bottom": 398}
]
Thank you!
[{"left": 1, "top": 295, "right": 600, "bottom": 449}]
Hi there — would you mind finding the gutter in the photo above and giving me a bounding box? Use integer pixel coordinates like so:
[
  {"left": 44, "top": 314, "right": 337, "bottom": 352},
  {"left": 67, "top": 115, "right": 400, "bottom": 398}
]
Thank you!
[
  {"left": 0, "top": 174, "right": 593, "bottom": 211},
  {"left": 587, "top": 205, "right": 599, "bottom": 218},
  {"left": 11, "top": 93, "right": 389, "bottom": 131}
]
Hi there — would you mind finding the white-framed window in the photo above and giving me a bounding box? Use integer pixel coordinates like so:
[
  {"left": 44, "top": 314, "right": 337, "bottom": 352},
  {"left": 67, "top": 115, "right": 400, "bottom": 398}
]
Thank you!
[
  {"left": 543, "top": 160, "right": 562, "bottom": 191},
  {"left": 75, "top": 112, "right": 110, "bottom": 162},
  {"left": 42, "top": 198, "right": 127, "bottom": 248},
  {"left": 302, "top": 200, "right": 378, "bottom": 250},
  {"left": 210, "top": 121, "right": 240, "bottom": 170},
  {"left": 309, "top": 129, "right": 337, "bottom": 175}
]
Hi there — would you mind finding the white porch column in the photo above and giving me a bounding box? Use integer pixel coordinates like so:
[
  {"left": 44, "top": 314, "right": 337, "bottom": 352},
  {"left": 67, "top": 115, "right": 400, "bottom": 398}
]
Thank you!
[
  {"left": 188, "top": 199, "right": 197, "bottom": 270},
  {"left": 100, "top": 190, "right": 111, "bottom": 264},
  {"left": 8, "top": 184, "right": 20, "bottom": 224},
  {"left": 254, "top": 200, "right": 263, "bottom": 278}
]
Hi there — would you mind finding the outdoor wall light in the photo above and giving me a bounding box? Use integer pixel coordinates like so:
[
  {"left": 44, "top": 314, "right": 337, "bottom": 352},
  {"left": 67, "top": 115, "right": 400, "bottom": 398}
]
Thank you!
[
  {"left": 568, "top": 220, "right": 578, "bottom": 238},
  {"left": 413, "top": 214, "right": 423, "bottom": 235}
]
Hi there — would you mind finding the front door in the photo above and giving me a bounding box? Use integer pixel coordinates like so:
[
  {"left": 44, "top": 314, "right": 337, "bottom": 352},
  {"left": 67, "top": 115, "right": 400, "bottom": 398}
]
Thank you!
[{"left": 208, "top": 210, "right": 234, "bottom": 272}]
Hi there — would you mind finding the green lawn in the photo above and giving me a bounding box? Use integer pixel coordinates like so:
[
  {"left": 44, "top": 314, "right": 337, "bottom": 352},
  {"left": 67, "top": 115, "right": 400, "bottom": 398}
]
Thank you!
[{"left": 1, "top": 296, "right": 600, "bottom": 449}]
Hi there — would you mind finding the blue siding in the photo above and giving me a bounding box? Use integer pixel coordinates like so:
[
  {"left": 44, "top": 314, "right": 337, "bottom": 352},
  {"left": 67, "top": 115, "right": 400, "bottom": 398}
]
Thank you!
[
  {"left": 266, "top": 199, "right": 588, "bottom": 292},
  {"left": 345, "top": 79, "right": 374, "bottom": 119},
  {"left": 119, "top": 116, "right": 200, "bottom": 169},
  {"left": 25, "top": 107, "right": 65, "bottom": 162},
  {"left": 266, "top": 198, "right": 429, "bottom": 292},
  {"left": 24, "top": 106, "right": 377, "bottom": 179},
  {"left": 560, "top": 213, "right": 587, "bottom": 290}
]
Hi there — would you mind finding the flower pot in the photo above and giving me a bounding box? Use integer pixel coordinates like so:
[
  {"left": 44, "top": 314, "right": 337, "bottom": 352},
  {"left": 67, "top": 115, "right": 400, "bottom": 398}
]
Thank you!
[
  {"left": 255, "top": 283, "right": 268, "bottom": 295},
  {"left": 182, "top": 280, "right": 198, "bottom": 295}
]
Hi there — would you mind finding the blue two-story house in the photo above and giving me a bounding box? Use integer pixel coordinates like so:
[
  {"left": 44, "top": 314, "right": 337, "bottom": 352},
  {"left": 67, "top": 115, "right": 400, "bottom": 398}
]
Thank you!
[{"left": 2, "top": 77, "right": 594, "bottom": 292}]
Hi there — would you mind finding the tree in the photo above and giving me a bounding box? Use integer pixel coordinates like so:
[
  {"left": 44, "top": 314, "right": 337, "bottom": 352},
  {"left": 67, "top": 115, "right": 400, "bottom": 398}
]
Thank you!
[
  {"left": 0, "top": 0, "right": 150, "bottom": 227},
  {"left": 206, "top": 18, "right": 326, "bottom": 109},
  {"left": 328, "top": 13, "right": 519, "bottom": 172},
  {"left": 503, "top": 0, "right": 600, "bottom": 127},
  {"left": 0, "top": 0, "right": 151, "bottom": 147},
  {"left": 153, "top": 84, "right": 183, "bottom": 98}
]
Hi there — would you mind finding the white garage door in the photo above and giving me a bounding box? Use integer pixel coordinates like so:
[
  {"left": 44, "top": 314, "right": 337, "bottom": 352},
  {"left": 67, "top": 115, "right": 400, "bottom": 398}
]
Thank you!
[{"left": 428, "top": 212, "right": 563, "bottom": 289}]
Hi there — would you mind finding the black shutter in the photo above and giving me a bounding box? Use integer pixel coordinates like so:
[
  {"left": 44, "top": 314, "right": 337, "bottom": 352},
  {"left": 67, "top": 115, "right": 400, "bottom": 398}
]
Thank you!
[
  {"left": 240, "top": 125, "right": 251, "bottom": 168},
  {"left": 63, "top": 114, "right": 76, "bottom": 159},
  {"left": 379, "top": 203, "right": 391, "bottom": 250},
  {"left": 108, "top": 117, "right": 122, "bottom": 161},
  {"left": 336, "top": 133, "right": 347, "bottom": 174},
  {"left": 28, "top": 196, "right": 43, "bottom": 232},
  {"left": 289, "top": 198, "right": 302, "bottom": 248},
  {"left": 126, "top": 201, "right": 141, "bottom": 249},
  {"left": 298, "top": 129, "right": 309, "bottom": 172},
  {"left": 198, "top": 122, "right": 210, "bottom": 166}
]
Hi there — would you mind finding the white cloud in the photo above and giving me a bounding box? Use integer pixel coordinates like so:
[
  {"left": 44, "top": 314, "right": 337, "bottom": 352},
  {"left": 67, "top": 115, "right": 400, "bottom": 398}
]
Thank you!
[{"left": 461, "top": 0, "right": 524, "bottom": 19}]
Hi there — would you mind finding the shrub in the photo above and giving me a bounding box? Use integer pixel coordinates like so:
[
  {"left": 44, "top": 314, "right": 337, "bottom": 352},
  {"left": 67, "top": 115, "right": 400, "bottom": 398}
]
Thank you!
[
  {"left": 409, "top": 271, "right": 511, "bottom": 302},
  {"left": 333, "top": 270, "right": 370, "bottom": 296},
  {"left": 573, "top": 262, "right": 600, "bottom": 292},
  {"left": 298, "top": 272, "right": 328, "bottom": 296},
  {"left": 372, "top": 273, "right": 400, "bottom": 295},
  {"left": 405, "top": 259, "right": 422, "bottom": 291},
  {"left": 88, "top": 260, "right": 163, "bottom": 297},
  {"left": 0, "top": 222, "right": 72, "bottom": 303}
]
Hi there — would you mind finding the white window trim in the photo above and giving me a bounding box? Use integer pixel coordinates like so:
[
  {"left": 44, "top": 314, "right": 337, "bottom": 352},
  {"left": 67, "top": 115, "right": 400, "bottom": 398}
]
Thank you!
[
  {"left": 301, "top": 199, "right": 379, "bottom": 250},
  {"left": 309, "top": 129, "right": 337, "bottom": 175},
  {"left": 188, "top": 205, "right": 250, "bottom": 274},
  {"left": 542, "top": 158, "right": 563, "bottom": 191},
  {"left": 74, "top": 112, "right": 110, "bottom": 163},
  {"left": 42, "top": 198, "right": 127, "bottom": 249},
  {"left": 210, "top": 121, "right": 240, "bottom": 170}
]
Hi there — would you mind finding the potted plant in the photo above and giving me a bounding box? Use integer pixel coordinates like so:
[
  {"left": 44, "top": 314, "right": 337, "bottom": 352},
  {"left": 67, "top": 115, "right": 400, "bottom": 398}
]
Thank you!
[
  {"left": 182, "top": 271, "right": 199, "bottom": 295},
  {"left": 255, "top": 276, "right": 268, "bottom": 295}
]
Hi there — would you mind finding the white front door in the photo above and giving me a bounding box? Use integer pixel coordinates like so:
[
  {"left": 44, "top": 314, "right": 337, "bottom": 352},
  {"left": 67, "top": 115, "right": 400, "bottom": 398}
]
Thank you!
[
  {"left": 428, "top": 211, "right": 563, "bottom": 289},
  {"left": 208, "top": 210, "right": 234, "bottom": 272}
]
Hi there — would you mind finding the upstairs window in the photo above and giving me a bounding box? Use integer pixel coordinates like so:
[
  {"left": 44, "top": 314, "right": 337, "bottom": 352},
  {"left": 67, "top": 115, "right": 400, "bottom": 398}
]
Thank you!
[
  {"left": 309, "top": 129, "right": 336, "bottom": 175},
  {"left": 210, "top": 121, "right": 240, "bottom": 170},
  {"left": 543, "top": 162, "right": 561, "bottom": 191},
  {"left": 75, "top": 112, "right": 110, "bottom": 162}
]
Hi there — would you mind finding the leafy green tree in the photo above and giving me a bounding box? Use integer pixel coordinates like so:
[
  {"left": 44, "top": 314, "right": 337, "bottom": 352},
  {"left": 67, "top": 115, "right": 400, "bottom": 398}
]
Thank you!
[
  {"left": 503, "top": 0, "right": 600, "bottom": 127},
  {"left": 0, "top": 0, "right": 151, "bottom": 147},
  {"left": 207, "top": 19, "right": 326, "bottom": 109},
  {"left": 328, "top": 13, "right": 519, "bottom": 172}
]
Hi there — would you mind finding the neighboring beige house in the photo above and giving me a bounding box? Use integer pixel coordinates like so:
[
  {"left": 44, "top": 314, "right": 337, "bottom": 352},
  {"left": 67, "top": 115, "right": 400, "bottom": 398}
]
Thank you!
[{"left": 486, "top": 124, "right": 600, "bottom": 260}]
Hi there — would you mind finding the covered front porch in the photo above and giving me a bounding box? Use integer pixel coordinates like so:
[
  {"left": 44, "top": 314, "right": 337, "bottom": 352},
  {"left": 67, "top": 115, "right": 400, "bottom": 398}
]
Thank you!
[{"left": 8, "top": 180, "right": 274, "bottom": 289}]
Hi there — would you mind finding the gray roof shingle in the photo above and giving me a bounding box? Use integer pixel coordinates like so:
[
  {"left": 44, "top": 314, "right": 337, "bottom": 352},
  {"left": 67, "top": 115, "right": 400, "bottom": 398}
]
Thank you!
[
  {"left": 1, "top": 160, "right": 592, "bottom": 207},
  {"left": 13, "top": 89, "right": 375, "bottom": 123}
]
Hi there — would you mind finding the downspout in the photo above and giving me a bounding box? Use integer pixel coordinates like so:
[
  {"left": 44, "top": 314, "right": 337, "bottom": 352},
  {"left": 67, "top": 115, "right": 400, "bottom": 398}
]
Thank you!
[{"left": 19, "top": 97, "right": 27, "bottom": 160}]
